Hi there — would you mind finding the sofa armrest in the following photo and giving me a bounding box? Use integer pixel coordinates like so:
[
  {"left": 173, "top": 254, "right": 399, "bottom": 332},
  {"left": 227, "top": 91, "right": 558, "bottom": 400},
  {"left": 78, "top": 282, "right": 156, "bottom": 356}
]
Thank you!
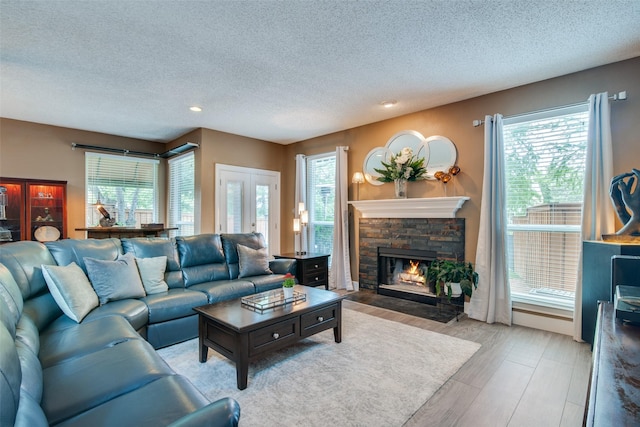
[
  {"left": 269, "top": 258, "right": 296, "bottom": 275},
  {"left": 167, "top": 397, "right": 240, "bottom": 427}
]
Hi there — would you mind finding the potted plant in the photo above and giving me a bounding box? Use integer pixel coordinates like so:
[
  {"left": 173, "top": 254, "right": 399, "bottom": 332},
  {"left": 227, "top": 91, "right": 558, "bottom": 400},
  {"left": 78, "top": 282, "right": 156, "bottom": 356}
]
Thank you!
[
  {"left": 427, "top": 259, "right": 478, "bottom": 300},
  {"left": 282, "top": 272, "right": 295, "bottom": 300}
]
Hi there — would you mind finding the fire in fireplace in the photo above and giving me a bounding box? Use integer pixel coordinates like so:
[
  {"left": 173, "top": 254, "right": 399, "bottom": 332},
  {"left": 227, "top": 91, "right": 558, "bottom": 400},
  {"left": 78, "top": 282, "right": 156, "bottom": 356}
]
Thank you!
[{"left": 378, "top": 247, "right": 437, "bottom": 304}]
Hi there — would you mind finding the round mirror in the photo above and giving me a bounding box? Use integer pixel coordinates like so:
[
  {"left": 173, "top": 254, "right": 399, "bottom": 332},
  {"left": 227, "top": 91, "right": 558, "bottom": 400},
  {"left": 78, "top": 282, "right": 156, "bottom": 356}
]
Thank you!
[
  {"left": 424, "top": 135, "right": 457, "bottom": 180},
  {"left": 363, "top": 147, "right": 391, "bottom": 186},
  {"left": 385, "top": 130, "right": 425, "bottom": 156}
]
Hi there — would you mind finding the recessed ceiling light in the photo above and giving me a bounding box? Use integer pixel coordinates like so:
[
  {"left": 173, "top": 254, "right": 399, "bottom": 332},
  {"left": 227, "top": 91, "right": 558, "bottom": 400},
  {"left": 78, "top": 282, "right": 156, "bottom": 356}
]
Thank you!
[
  {"left": 189, "top": 106, "right": 202, "bottom": 112},
  {"left": 381, "top": 100, "right": 397, "bottom": 108}
]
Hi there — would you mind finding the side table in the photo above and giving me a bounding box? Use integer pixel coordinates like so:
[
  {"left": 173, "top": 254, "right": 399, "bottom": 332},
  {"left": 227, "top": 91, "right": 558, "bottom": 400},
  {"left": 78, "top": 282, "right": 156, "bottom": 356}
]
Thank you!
[{"left": 275, "top": 253, "right": 330, "bottom": 290}]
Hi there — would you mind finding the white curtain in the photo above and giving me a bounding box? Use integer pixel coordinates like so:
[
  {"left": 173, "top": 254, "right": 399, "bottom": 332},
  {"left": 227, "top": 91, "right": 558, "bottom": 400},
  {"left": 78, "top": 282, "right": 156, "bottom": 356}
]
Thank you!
[
  {"left": 468, "top": 114, "right": 512, "bottom": 325},
  {"left": 294, "top": 154, "right": 307, "bottom": 254},
  {"left": 573, "top": 92, "right": 615, "bottom": 341},
  {"left": 329, "top": 146, "right": 355, "bottom": 290}
]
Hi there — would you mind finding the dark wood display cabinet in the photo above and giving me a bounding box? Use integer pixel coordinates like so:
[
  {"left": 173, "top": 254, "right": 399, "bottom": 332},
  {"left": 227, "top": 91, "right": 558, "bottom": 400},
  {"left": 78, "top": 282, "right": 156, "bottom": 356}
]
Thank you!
[
  {"left": 274, "top": 253, "right": 330, "bottom": 290},
  {"left": 0, "top": 178, "right": 67, "bottom": 243}
]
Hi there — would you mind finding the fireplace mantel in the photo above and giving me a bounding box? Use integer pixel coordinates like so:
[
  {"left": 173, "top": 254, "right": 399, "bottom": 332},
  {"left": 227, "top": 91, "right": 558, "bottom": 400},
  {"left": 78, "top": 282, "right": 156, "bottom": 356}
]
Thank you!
[{"left": 349, "top": 196, "right": 469, "bottom": 218}]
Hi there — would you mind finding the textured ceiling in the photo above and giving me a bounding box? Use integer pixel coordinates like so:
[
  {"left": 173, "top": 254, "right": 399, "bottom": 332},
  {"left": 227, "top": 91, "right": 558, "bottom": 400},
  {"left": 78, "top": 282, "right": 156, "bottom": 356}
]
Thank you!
[{"left": 1, "top": 1, "right": 639, "bottom": 144}]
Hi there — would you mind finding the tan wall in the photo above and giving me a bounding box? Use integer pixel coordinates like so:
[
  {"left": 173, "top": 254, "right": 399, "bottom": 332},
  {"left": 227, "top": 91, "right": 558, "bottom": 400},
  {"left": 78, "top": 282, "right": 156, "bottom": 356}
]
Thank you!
[
  {"left": 0, "top": 119, "right": 168, "bottom": 239},
  {"left": 284, "top": 57, "right": 640, "bottom": 275},
  {"left": 196, "top": 128, "right": 286, "bottom": 234}
]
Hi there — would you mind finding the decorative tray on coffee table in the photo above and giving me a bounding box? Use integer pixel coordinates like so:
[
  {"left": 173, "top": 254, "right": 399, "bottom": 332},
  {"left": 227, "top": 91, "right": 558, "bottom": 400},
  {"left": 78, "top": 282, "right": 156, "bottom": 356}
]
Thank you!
[{"left": 241, "top": 289, "right": 307, "bottom": 312}]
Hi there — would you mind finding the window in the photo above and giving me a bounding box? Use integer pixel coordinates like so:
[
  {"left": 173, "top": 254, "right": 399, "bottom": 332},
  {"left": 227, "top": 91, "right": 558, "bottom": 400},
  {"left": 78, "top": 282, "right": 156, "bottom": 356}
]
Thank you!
[
  {"left": 306, "top": 153, "right": 335, "bottom": 255},
  {"left": 86, "top": 152, "right": 159, "bottom": 227},
  {"left": 168, "top": 152, "right": 195, "bottom": 236},
  {"left": 503, "top": 105, "right": 589, "bottom": 309}
]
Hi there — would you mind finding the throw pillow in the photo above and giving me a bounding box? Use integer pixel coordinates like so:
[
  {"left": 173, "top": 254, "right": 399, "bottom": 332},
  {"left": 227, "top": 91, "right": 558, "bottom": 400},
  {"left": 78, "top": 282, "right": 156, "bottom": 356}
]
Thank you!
[
  {"left": 42, "top": 262, "right": 99, "bottom": 323},
  {"left": 84, "top": 252, "right": 146, "bottom": 305},
  {"left": 135, "top": 256, "right": 169, "bottom": 295},
  {"left": 237, "top": 243, "right": 272, "bottom": 278}
]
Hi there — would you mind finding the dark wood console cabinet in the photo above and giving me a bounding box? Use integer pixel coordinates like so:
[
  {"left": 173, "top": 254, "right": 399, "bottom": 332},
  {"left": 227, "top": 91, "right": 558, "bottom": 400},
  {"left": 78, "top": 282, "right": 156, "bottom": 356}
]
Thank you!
[{"left": 584, "top": 302, "right": 640, "bottom": 425}]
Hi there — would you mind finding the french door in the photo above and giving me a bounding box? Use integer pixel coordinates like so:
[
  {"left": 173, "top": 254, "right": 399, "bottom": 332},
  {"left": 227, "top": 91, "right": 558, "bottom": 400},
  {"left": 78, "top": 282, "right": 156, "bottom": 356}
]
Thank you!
[{"left": 215, "top": 164, "right": 280, "bottom": 255}]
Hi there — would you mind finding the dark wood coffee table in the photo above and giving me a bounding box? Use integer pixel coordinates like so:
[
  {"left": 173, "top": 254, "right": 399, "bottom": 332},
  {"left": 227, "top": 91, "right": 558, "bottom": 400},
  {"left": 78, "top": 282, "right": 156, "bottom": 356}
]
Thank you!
[{"left": 193, "top": 285, "right": 343, "bottom": 389}]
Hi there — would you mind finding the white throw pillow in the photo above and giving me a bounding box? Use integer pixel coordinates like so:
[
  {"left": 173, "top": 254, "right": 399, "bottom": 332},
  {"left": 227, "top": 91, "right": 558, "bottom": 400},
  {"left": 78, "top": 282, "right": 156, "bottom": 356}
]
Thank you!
[
  {"left": 135, "top": 256, "right": 169, "bottom": 294},
  {"left": 42, "top": 262, "right": 99, "bottom": 323}
]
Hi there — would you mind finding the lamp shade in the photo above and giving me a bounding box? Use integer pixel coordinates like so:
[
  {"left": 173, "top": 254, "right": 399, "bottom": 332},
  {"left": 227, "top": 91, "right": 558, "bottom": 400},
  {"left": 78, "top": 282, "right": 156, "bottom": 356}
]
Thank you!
[
  {"left": 293, "top": 218, "right": 301, "bottom": 232},
  {"left": 352, "top": 172, "right": 365, "bottom": 184}
]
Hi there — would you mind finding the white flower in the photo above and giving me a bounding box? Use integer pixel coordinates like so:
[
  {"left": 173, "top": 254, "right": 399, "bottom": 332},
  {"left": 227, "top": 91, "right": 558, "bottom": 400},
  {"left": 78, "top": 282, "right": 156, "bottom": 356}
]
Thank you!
[
  {"left": 403, "top": 167, "right": 413, "bottom": 179},
  {"left": 401, "top": 147, "right": 413, "bottom": 157},
  {"left": 395, "top": 154, "right": 409, "bottom": 165}
]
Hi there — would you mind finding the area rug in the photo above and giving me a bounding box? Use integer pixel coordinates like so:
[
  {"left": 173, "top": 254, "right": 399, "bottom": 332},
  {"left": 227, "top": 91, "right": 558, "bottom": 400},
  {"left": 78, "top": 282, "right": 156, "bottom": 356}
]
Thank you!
[{"left": 158, "top": 307, "right": 480, "bottom": 427}]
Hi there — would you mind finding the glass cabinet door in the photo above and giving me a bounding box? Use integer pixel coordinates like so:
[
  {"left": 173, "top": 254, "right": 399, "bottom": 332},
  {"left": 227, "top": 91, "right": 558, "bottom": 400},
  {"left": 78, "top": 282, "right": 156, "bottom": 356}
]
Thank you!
[
  {"left": 26, "top": 180, "right": 67, "bottom": 241},
  {"left": 0, "top": 179, "right": 25, "bottom": 243}
]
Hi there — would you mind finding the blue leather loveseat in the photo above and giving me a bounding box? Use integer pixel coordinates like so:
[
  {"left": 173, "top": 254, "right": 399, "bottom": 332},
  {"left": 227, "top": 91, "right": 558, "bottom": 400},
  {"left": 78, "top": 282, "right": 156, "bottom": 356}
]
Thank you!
[{"left": 0, "top": 232, "right": 295, "bottom": 426}]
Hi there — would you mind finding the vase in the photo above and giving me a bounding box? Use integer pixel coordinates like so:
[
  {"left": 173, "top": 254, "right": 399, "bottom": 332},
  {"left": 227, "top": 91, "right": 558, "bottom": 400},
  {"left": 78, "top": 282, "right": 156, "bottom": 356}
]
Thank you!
[
  {"left": 282, "top": 286, "right": 294, "bottom": 300},
  {"left": 394, "top": 179, "right": 407, "bottom": 198}
]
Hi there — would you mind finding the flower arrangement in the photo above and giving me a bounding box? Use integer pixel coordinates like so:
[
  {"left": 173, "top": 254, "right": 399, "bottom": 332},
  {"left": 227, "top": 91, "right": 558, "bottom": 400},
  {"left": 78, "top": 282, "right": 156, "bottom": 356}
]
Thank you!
[
  {"left": 282, "top": 273, "right": 295, "bottom": 288},
  {"left": 374, "top": 147, "right": 427, "bottom": 183}
]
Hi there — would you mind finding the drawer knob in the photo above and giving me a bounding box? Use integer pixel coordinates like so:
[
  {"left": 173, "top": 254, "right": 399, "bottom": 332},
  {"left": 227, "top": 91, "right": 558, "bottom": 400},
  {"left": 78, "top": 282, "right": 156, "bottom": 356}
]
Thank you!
[
  {"left": 314, "top": 264, "right": 319, "bottom": 268},
  {"left": 317, "top": 316, "right": 324, "bottom": 322},
  {"left": 272, "top": 332, "right": 280, "bottom": 339},
  {"left": 315, "top": 277, "right": 319, "bottom": 281}
]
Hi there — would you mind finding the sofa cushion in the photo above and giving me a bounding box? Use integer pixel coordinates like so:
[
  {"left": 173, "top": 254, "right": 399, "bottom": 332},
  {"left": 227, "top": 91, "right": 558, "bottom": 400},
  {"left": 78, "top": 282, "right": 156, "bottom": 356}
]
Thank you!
[
  {"left": 0, "top": 264, "right": 24, "bottom": 328},
  {"left": 42, "top": 339, "right": 173, "bottom": 425},
  {"left": 41, "top": 263, "right": 99, "bottom": 323},
  {"left": 176, "top": 234, "right": 226, "bottom": 268},
  {"left": 45, "top": 238, "right": 122, "bottom": 273},
  {"left": 16, "top": 339, "right": 42, "bottom": 403},
  {"left": 52, "top": 375, "right": 216, "bottom": 427},
  {"left": 14, "top": 391, "right": 48, "bottom": 427},
  {"left": 141, "top": 289, "right": 208, "bottom": 324},
  {"left": 0, "top": 240, "right": 56, "bottom": 300},
  {"left": 135, "top": 256, "right": 169, "bottom": 295},
  {"left": 189, "top": 279, "right": 255, "bottom": 304},
  {"left": 0, "top": 324, "right": 21, "bottom": 427},
  {"left": 237, "top": 244, "right": 272, "bottom": 278},
  {"left": 81, "top": 299, "right": 149, "bottom": 332},
  {"left": 84, "top": 253, "right": 146, "bottom": 305},
  {"left": 121, "top": 237, "right": 184, "bottom": 288},
  {"left": 38, "top": 315, "right": 142, "bottom": 368},
  {"left": 249, "top": 274, "right": 288, "bottom": 293},
  {"left": 221, "top": 233, "right": 267, "bottom": 279}
]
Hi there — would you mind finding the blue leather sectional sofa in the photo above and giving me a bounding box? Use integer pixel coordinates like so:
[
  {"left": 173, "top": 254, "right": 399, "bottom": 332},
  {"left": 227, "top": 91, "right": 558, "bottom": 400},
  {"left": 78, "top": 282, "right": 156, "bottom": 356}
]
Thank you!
[{"left": 0, "top": 233, "right": 295, "bottom": 426}]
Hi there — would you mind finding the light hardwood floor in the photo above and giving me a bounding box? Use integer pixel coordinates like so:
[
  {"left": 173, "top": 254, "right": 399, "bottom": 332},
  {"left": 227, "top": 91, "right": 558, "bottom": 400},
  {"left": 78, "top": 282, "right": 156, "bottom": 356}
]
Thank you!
[{"left": 340, "top": 295, "right": 592, "bottom": 427}]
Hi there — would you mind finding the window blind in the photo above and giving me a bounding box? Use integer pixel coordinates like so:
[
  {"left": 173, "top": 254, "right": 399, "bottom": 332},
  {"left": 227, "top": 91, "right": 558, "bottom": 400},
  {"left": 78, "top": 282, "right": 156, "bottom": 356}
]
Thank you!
[
  {"left": 168, "top": 152, "right": 195, "bottom": 236},
  {"left": 306, "top": 153, "right": 335, "bottom": 255},
  {"left": 86, "top": 152, "right": 158, "bottom": 227},
  {"left": 503, "top": 106, "right": 589, "bottom": 309}
]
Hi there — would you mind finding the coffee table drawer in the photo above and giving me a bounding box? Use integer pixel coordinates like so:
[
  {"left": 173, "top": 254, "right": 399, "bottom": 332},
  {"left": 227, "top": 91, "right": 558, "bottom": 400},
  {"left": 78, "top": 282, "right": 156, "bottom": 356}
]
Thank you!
[
  {"left": 249, "top": 317, "right": 298, "bottom": 356},
  {"left": 301, "top": 304, "right": 338, "bottom": 337}
]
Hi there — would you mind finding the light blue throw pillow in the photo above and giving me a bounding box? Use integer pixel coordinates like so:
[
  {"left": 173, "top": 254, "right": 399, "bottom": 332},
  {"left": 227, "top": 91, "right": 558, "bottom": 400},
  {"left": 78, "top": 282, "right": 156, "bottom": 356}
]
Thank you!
[
  {"left": 84, "top": 252, "right": 146, "bottom": 305},
  {"left": 135, "top": 255, "right": 169, "bottom": 294},
  {"left": 42, "top": 262, "right": 99, "bottom": 322}
]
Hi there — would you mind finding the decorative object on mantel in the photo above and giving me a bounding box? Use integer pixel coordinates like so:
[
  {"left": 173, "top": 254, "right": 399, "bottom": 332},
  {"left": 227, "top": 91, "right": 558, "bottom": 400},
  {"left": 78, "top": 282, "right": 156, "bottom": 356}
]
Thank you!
[
  {"left": 352, "top": 172, "right": 364, "bottom": 200},
  {"left": 349, "top": 196, "right": 469, "bottom": 218},
  {"left": 374, "top": 147, "right": 426, "bottom": 198},
  {"left": 434, "top": 165, "right": 461, "bottom": 196},
  {"left": 605, "top": 168, "right": 640, "bottom": 242}
]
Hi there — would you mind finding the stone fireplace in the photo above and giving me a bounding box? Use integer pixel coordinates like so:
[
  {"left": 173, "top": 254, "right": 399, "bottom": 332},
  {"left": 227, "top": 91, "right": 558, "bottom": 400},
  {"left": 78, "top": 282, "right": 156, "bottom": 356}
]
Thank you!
[{"left": 351, "top": 197, "right": 468, "bottom": 304}]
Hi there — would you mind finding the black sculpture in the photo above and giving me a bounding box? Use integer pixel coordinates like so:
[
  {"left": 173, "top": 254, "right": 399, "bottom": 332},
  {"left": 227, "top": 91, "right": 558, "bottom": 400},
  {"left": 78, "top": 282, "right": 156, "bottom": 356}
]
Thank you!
[{"left": 609, "top": 168, "right": 640, "bottom": 238}]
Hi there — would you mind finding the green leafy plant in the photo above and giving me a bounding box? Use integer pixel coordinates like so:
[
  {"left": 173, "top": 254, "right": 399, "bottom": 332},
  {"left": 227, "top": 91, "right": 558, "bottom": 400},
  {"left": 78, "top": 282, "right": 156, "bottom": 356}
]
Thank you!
[
  {"left": 374, "top": 147, "right": 427, "bottom": 183},
  {"left": 282, "top": 272, "right": 295, "bottom": 288},
  {"left": 427, "top": 259, "right": 478, "bottom": 300}
]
